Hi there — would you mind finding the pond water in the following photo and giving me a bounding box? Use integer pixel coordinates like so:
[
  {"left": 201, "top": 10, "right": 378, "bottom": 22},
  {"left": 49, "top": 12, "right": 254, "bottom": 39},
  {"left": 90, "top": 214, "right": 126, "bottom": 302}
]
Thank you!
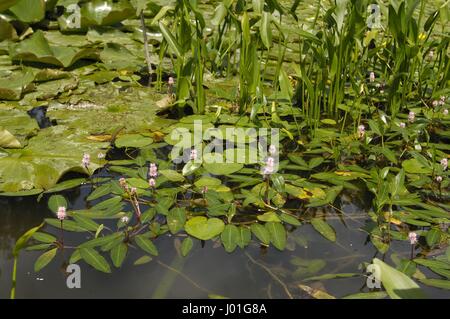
[{"left": 1, "top": 171, "right": 448, "bottom": 299}]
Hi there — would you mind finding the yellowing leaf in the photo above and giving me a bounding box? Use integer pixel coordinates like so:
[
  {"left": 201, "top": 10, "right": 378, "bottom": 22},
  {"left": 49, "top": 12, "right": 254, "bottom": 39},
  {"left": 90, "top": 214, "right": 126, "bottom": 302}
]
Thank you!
[
  {"left": 383, "top": 212, "right": 402, "bottom": 225},
  {"left": 298, "top": 188, "right": 326, "bottom": 200},
  {"left": 335, "top": 171, "right": 352, "bottom": 176},
  {"left": 86, "top": 134, "right": 112, "bottom": 142}
]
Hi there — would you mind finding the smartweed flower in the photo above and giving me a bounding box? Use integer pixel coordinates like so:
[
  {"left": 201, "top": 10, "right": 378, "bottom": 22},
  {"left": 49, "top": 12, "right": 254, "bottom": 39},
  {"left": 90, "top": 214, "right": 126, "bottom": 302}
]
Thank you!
[
  {"left": 444, "top": 109, "right": 449, "bottom": 116},
  {"left": 357, "top": 125, "right": 365, "bottom": 138},
  {"left": 262, "top": 156, "right": 275, "bottom": 176},
  {"left": 408, "top": 111, "right": 415, "bottom": 123},
  {"left": 149, "top": 163, "right": 158, "bottom": 177},
  {"left": 82, "top": 153, "right": 90, "bottom": 168},
  {"left": 408, "top": 232, "right": 418, "bottom": 245},
  {"left": 399, "top": 122, "right": 406, "bottom": 129},
  {"left": 57, "top": 206, "right": 66, "bottom": 220},
  {"left": 436, "top": 176, "right": 443, "bottom": 183},
  {"left": 121, "top": 216, "right": 129, "bottom": 224},
  {"left": 149, "top": 178, "right": 156, "bottom": 188},
  {"left": 441, "top": 158, "right": 448, "bottom": 170},
  {"left": 369, "top": 72, "right": 375, "bottom": 83}
]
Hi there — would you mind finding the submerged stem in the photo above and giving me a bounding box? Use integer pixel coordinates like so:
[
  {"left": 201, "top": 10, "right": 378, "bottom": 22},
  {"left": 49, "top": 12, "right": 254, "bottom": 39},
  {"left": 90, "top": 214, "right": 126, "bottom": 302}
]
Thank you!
[{"left": 244, "top": 252, "right": 293, "bottom": 299}]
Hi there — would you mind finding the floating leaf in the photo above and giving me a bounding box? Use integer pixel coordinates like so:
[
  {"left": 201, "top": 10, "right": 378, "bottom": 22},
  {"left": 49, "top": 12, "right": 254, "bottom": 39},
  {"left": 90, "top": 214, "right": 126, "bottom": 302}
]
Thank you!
[
  {"left": 80, "top": 248, "right": 111, "bottom": 273},
  {"left": 167, "top": 207, "right": 186, "bottom": 234},
  {"left": 135, "top": 235, "right": 158, "bottom": 256},
  {"left": 185, "top": 216, "right": 225, "bottom": 241},
  {"left": 257, "top": 211, "right": 281, "bottom": 222},
  {"left": 236, "top": 227, "right": 251, "bottom": 249},
  {"left": 110, "top": 243, "right": 127, "bottom": 268},
  {"left": 32, "top": 232, "right": 56, "bottom": 244},
  {"left": 279, "top": 213, "right": 301, "bottom": 226},
  {"left": 160, "top": 169, "right": 185, "bottom": 182},
  {"left": 426, "top": 228, "right": 441, "bottom": 247},
  {"left": 265, "top": 221, "right": 286, "bottom": 250},
  {"left": 221, "top": 224, "right": 239, "bottom": 253},
  {"left": 419, "top": 278, "right": 450, "bottom": 290},
  {"left": 34, "top": 248, "right": 58, "bottom": 272},
  {"left": 402, "top": 158, "right": 432, "bottom": 174},
  {"left": 134, "top": 255, "right": 152, "bottom": 266},
  {"left": 250, "top": 223, "right": 270, "bottom": 245}
]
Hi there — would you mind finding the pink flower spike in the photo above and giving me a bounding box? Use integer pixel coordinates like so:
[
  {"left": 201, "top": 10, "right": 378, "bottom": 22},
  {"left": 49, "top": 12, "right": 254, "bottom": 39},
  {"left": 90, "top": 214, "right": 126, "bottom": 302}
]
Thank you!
[
  {"left": 369, "top": 72, "right": 375, "bottom": 83},
  {"left": 408, "top": 232, "right": 418, "bottom": 245},
  {"left": 444, "top": 109, "right": 449, "bottom": 116},
  {"left": 408, "top": 111, "right": 415, "bottom": 123},
  {"left": 357, "top": 125, "right": 365, "bottom": 138},
  {"left": 149, "top": 163, "right": 158, "bottom": 177},
  {"left": 82, "top": 153, "right": 90, "bottom": 168},
  {"left": 57, "top": 206, "right": 66, "bottom": 220},
  {"left": 149, "top": 178, "right": 156, "bottom": 188},
  {"left": 441, "top": 158, "right": 448, "bottom": 170},
  {"left": 399, "top": 122, "right": 406, "bottom": 128},
  {"left": 436, "top": 176, "right": 442, "bottom": 183}
]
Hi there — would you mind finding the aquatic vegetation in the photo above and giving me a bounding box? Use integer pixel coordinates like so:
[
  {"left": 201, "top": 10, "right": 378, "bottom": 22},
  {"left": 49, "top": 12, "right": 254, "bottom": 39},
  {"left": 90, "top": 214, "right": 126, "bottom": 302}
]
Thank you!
[{"left": 0, "top": 0, "right": 449, "bottom": 299}]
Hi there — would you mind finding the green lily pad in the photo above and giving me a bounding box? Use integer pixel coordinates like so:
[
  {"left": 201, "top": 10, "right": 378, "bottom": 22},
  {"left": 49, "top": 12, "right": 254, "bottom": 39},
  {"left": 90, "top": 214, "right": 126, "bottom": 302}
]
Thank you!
[
  {"left": 100, "top": 43, "right": 142, "bottom": 71},
  {"left": 184, "top": 216, "right": 225, "bottom": 241},
  {"left": 0, "top": 125, "right": 109, "bottom": 193},
  {"left": 0, "top": 70, "right": 35, "bottom": 100},
  {"left": 9, "top": 30, "right": 97, "bottom": 68},
  {"left": 8, "top": 0, "right": 46, "bottom": 23},
  {"left": 0, "top": 109, "right": 39, "bottom": 148},
  {"left": 0, "top": 17, "right": 17, "bottom": 41}
]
